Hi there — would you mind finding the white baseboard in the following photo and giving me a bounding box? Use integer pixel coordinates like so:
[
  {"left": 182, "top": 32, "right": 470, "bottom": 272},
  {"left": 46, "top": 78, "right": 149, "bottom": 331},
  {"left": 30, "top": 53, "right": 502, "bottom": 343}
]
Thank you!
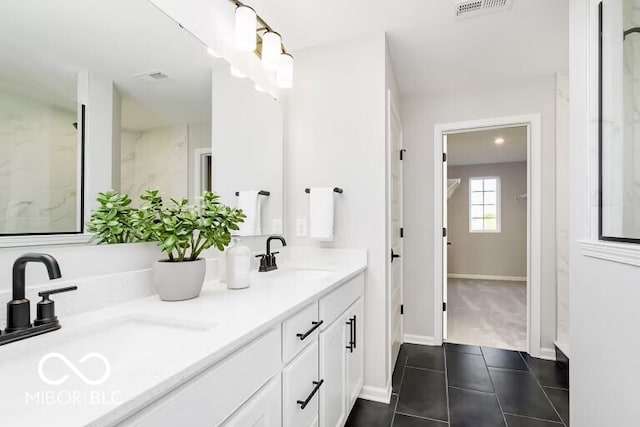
[
  {"left": 359, "top": 385, "right": 392, "bottom": 403},
  {"left": 539, "top": 347, "right": 557, "bottom": 361},
  {"left": 403, "top": 334, "right": 435, "bottom": 346},
  {"left": 448, "top": 273, "right": 526, "bottom": 282}
]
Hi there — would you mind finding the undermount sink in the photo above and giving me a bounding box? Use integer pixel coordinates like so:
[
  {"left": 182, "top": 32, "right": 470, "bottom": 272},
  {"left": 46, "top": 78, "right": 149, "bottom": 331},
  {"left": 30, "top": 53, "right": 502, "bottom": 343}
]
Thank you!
[{"left": 0, "top": 314, "right": 216, "bottom": 405}]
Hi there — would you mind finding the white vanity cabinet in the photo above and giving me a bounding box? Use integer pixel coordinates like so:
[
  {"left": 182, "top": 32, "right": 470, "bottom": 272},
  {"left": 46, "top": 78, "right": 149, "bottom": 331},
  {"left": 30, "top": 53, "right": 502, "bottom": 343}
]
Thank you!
[{"left": 119, "top": 272, "right": 364, "bottom": 427}]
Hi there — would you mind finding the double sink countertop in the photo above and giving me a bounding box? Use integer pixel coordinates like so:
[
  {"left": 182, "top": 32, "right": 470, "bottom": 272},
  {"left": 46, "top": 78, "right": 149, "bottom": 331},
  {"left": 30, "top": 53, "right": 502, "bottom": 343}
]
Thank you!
[{"left": 0, "top": 247, "right": 367, "bottom": 427}]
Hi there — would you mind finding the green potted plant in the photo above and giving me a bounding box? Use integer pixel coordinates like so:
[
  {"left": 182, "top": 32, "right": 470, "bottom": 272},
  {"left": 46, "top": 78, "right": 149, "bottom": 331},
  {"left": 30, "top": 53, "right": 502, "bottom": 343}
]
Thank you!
[{"left": 87, "top": 189, "right": 245, "bottom": 301}]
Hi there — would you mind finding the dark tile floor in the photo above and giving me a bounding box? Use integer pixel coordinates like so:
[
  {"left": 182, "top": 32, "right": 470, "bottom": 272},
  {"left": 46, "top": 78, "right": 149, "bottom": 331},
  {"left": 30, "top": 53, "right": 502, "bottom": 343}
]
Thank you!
[{"left": 346, "top": 343, "right": 569, "bottom": 427}]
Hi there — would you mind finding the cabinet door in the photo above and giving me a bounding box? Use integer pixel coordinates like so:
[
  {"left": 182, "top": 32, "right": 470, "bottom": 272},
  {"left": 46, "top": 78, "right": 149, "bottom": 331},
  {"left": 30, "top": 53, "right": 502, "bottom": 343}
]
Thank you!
[
  {"left": 222, "top": 376, "right": 282, "bottom": 427},
  {"left": 283, "top": 340, "right": 320, "bottom": 427},
  {"left": 318, "top": 312, "right": 348, "bottom": 427},
  {"left": 346, "top": 298, "right": 364, "bottom": 407}
]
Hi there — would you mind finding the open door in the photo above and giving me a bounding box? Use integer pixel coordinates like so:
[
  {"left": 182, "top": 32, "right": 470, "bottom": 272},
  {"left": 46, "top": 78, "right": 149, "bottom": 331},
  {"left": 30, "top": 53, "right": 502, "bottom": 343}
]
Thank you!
[
  {"left": 388, "top": 95, "right": 404, "bottom": 371},
  {"left": 442, "top": 134, "right": 448, "bottom": 341}
]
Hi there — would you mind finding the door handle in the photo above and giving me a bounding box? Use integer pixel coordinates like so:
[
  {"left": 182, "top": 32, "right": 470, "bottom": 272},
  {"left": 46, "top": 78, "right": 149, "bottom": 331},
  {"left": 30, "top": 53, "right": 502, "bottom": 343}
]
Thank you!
[
  {"left": 297, "top": 380, "right": 324, "bottom": 410},
  {"left": 391, "top": 249, "right": 401, "bottom": 263}
]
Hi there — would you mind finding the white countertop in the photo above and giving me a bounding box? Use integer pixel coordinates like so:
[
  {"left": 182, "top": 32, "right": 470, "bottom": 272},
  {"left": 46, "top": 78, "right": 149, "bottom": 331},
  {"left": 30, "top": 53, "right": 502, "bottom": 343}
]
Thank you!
[{"left": 0, "top": 247, "right": 366, "bottom": 427}]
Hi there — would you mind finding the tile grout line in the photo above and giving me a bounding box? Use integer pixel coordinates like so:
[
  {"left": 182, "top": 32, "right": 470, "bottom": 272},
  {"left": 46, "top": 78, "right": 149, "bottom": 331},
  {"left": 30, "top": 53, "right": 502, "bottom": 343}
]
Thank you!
[
  {"left": 389, "top": 355, "right": 407, "bottom": 427},
  {"left": 443, "top": 346, "right": 452, "bottom": 424},
  {"left": 394, "top": 411, "right": 449, "bottom": 425},
  {"left": 480, "top": 346, "right": 509, "bottom": 427},
  {"left": 404, "top": 365, "right": 446, "bottom": 374},
  {"left": 503, "top": 412, "right": 564, "bottom": 424},
  {"left": 447, "top": 385, "right": 497, "bottom": 396},
  {"left": 518, "top": 351, "right": 567, "bottom": 427}
]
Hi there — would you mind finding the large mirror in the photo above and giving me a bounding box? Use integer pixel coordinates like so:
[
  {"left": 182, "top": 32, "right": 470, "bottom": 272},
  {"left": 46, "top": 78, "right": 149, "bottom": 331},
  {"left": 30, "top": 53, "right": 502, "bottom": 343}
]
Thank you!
[
  {"left": 0, "top": 0, "right": 283, "bottom": 239},
  {"left": 600, "top": 0, "right": 640, "bottom": 242}
]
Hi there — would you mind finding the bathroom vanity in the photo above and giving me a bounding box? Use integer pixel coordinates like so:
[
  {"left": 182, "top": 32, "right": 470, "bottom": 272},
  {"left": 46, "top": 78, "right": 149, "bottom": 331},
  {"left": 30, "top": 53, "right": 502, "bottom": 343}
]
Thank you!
[{"left": 0, "top": 248, "right": 366, "bottom": 427}]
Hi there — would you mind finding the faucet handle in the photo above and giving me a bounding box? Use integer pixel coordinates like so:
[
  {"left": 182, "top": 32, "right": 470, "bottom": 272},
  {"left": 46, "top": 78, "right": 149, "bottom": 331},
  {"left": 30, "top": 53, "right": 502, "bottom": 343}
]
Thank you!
[
  {"left": 38, "top": 285, "right": 78, "bottom": 298},
  {"left": 35, "top": 285, "right": 77, "bottom": 327}
]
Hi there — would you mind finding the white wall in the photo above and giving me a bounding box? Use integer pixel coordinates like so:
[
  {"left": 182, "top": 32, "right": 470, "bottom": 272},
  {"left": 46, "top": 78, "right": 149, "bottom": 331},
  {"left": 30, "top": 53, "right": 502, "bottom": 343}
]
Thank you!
[
  {"left": 212, "top": 70, "right": 283, "bottom": 236},
  {"left": 401, "top": 77, "right": 558, "bottom": 351},
  {"left": 284, "top": 33, "right": 390, "bottom": 397},
  {"left": 569, "top": 0, "right": 640, "bottom": 425}
]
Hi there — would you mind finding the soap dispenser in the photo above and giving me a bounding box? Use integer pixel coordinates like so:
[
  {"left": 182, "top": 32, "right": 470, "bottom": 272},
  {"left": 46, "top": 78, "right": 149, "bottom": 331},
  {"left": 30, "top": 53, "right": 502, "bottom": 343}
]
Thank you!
[{"left": 225, "top": 237, "right": 251, "bottom": 290}]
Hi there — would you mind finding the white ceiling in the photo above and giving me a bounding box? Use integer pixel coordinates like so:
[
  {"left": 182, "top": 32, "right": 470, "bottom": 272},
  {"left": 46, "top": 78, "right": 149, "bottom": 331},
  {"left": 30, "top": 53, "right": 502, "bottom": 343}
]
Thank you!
[
  {"left": 249, "top": 0, "right": 569, "bottom": 94},
  {"left": 0, "top": 0, "right": 217, "bottom": 130},
  {"left": 447, "top": 126, "right": 527, "bottom": 166}
]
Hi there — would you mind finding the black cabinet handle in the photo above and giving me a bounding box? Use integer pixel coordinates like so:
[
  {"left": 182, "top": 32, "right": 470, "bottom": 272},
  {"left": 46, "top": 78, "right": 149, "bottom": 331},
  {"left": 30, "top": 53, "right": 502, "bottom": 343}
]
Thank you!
[
  {"left": 353, "top": 315, "right": 357, "bottom": 349},
  {"left": 346, "top": 317, "right": 355, "bottom": 352},
  {"left": 297, "top": 379, "right": 324, "bottom": 409},
  {"left": 296, "top": 320, "right": 324, "bottom": 341},
  {"left": 391, "top": 249, "right": 401, "bottom": 263}
]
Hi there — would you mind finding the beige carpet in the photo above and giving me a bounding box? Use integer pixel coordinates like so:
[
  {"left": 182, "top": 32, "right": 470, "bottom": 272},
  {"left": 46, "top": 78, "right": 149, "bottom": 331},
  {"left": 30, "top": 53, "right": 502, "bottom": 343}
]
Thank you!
[{"left": 447, "top": 278, "right": 527, "bottom": 351}]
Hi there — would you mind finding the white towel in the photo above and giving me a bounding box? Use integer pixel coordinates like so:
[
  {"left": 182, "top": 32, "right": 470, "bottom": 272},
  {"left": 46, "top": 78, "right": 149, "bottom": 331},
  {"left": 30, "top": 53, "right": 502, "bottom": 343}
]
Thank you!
[
  {"left": 237, "top": 191, "right": 262, "bottom": 236},
  {"left": 309, "top": 187, "right": 335, "bottom": 241}
]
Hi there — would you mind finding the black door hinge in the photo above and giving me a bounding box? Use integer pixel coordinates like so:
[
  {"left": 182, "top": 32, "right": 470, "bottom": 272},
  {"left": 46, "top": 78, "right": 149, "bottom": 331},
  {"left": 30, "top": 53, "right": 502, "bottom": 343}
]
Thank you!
[
  {"left": 401, "top": 304, "right": 404, "bottom": 315},
  {"left": 443, "top": 152, "right": 447, "bottom": 162},
  {"left": 400, "top": 227, "right": 404, "bottom": 238},
  {"left": 443, "top": 227, "right": 447, "bottom": 237},
  {"left": 400, "top": 149, "right": 406, "bottom": 161},
  {"left": 443, "top": 302, "right": 447, "bottom": 312}
]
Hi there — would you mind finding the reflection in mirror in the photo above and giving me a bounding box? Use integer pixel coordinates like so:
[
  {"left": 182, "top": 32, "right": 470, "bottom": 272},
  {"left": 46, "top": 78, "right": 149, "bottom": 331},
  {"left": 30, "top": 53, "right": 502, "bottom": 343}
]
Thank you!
[
  {"left": 601, "top": 0, "right": 640, "bottom": 242},
  {"left": 212, "top": 70, "right": 284, "bottom": 236},
  {"left": 0, "top": 49, "right": 82, "bottom": 235}
]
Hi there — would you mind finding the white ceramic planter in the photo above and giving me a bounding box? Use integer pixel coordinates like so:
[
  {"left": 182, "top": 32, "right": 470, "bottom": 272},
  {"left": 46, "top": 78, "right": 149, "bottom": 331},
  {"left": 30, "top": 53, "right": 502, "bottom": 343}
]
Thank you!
[{"left": 153, "top": 258, "right": 206, "bottom": 301}]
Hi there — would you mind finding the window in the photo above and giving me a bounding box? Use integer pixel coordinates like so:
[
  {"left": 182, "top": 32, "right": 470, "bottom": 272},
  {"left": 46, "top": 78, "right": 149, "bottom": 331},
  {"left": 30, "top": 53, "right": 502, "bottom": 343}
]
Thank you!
[{"left": 469, "top": 177, "right": 500, "bottom": 233}]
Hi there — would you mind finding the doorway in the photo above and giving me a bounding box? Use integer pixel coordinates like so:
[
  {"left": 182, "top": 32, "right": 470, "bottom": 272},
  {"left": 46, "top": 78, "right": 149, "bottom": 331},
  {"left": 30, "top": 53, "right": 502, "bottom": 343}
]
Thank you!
[
  {"left": 445, "top": 127, "right": 528, "bottom": 350},
  {"left": 433, "top": 114, "right": 542, "bottom": 357}
]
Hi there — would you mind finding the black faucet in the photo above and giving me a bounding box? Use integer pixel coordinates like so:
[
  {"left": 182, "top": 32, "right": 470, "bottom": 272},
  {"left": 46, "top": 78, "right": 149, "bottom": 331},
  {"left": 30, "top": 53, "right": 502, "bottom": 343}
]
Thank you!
[
  {"left": 1, "top": 253, "right": 77, "bottom": 345},
  {"left": 256, "top": 236, "right": 287, "bottom": 272}
]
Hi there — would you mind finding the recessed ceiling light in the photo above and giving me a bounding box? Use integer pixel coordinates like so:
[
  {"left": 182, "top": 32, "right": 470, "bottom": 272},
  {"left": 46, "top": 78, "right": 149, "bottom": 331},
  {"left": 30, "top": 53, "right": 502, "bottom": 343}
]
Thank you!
[{"left": 494, "top": 137, "right": 505, "bottom": 145}]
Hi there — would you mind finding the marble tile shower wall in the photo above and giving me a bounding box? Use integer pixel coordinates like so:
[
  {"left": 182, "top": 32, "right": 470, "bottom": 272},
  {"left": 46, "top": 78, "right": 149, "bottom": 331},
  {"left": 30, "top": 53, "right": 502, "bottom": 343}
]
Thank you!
[
  {"left": 0, "top": 90, "right": 78, "bottom": 234},
  {"left": 623, "top": 0, "right": 640, "bottom": 235},
  {"left": 120, "top": 124, "right": 189, "bottom": 202}
]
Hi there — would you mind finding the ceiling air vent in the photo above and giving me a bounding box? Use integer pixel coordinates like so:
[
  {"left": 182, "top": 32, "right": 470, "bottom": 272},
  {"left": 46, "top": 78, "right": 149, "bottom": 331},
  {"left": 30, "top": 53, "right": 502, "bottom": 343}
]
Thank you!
[
  {"left": 454, "top": 0, "right": 512, "bottom": 18},
  {"left": 134, "top": 71, "right": 171, "bottom": 82}
]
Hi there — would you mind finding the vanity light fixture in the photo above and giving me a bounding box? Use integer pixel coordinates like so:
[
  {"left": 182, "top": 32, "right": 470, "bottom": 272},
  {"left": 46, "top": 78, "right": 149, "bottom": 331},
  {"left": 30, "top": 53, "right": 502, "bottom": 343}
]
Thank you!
[
  {"left": 235, "top": 5, "right": 257, "bottom": 52},
  {"left": 228, "top": 0, "right": 293, "bottom": 88},
  {"left": 276, "top": 53, "right": 294, "bottom": 89},
  {"left": 261, "top": 31, "right": 282, "bottom": 70},
  {"left": 494, "top": 137, "right": 505, "bottom": 145}
]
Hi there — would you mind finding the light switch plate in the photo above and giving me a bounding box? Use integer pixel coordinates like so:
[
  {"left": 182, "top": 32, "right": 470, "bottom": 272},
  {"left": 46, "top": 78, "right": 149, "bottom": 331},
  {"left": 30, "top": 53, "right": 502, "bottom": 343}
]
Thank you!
[{"left": 296, "top": 218, "right": 308, "bottom": 237}]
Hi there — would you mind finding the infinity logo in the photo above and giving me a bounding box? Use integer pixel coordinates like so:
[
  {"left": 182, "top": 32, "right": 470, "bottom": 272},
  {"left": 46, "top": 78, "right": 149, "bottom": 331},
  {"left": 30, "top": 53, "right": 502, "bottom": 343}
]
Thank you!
[{"left": 38, "top": 352, "right": 111, "bottom": 386}]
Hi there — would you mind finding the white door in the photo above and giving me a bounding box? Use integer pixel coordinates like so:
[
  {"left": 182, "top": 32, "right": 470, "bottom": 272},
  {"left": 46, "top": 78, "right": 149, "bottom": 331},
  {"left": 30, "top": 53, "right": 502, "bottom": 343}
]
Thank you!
[
  {"left": 388, "top": 94, "right": 404, "bottom": 372},
  {"left": 442, "top": 134, "right": 449, "bottom": 340},
  {"left": 346, "top": 298, "right": 364, "bottom": 406},
  {"left": 319, "top": 314, "right": 348, "bottom": 427},
  {"left": 221, "top": 377, "right": 282, "bottom": 427}
]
